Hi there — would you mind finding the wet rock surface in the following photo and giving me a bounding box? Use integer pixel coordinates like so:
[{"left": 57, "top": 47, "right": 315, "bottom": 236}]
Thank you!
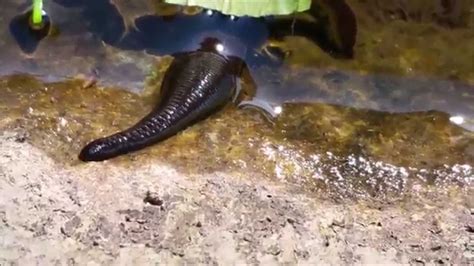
[
  {"left": 0, "top": 132, "right": 472, "bottom": 264},
  {"left": 0, "top": 75, "right": 471, "bottom": 200}
]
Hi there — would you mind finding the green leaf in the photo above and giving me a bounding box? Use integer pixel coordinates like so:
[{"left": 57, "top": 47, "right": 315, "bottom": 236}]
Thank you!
[{"left": 165, "top": 0, "right": 311, "bottom": 17}]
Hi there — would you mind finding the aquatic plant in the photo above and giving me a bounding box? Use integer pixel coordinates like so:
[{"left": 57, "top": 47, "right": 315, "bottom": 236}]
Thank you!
[
  {"left": 31, "top": 0, "right": 43, "bottom": 27},
  {"left": 165, "top": 0, "right": 311, "bottom": 17},
  {"left": 9, "top": 0, "right": 50, "bottom": 53}
]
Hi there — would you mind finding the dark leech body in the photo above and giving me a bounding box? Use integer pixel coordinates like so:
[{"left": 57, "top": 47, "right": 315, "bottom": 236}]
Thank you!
[
  {"left": 76, "top": 7, "right": 260, "bottom": 162},
  {"left": 72, "top": 1, "right": 357, "bottom": 161},
  {"left": 79, "top": 45, "right": 238, "bottom": 161}
]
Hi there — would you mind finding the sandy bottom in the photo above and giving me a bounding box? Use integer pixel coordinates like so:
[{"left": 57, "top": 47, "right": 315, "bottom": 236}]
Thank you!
[{"left": 0, "top": 131, "right": 472, "bottom": 265}]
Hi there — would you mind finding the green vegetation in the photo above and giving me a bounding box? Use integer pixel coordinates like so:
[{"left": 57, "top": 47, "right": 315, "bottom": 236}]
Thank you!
[
  {"left": 165, "top": 0, "right": 311, "bottom": 17},
  {"left": 32, "top": 0, "right": 43, "bottom": 26}
]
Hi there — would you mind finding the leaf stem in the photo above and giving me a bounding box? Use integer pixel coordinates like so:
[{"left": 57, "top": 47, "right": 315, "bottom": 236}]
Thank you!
[{"left": 32, "top": 0, "right": 43, "bottom": 26}]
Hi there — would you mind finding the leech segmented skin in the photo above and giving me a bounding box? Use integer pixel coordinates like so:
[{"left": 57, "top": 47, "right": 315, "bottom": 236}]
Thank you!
[
  {"left": 74, "top": 2, "right": 358, "bottom": 162},
  {"left": 79, "top": 50, "right": 237, "bottom": 161}
]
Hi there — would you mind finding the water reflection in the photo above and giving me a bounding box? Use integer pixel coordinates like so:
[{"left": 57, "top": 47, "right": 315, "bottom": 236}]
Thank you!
[
  {"left": 249, "top": 68, "right": 474, "bottom": 132},
  {"left": 9, "top": 8, "right": 51, "bottom": 54},
  {"left": 450, "top": 115, "right": 465, "bottom": 126},
  {"left": 7, "top": 0, "right": 357, "bottom": 65}
]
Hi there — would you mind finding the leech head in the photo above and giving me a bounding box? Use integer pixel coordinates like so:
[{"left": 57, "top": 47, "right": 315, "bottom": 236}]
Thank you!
[
  {"left": 198, "top": 37, "right": 224, "bottom": 54},
  {"left": 79, "top": 138, "right": 121, "bottom": 162}
]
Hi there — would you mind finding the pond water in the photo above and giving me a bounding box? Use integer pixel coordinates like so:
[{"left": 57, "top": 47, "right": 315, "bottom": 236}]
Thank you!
[{"left": 0, "top": 0, "right": 472, "bottom": 200}]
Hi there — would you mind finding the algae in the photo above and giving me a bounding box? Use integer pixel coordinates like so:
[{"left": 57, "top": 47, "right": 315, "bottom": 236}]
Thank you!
[
  {"left": 279, "top": 0, "right": 474, "bottom": 83},
  {"left": 0, "top": 73, "right": 472, "bottom": 200}
]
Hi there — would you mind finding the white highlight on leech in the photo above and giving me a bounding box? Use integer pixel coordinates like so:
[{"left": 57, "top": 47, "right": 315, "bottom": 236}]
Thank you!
[{"left": 206, "top": 10, "right": 213, "bottom": 16}]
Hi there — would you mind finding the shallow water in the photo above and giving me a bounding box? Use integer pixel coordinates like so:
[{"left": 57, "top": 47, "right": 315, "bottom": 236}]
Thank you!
[{"left": 0, "top": 0, "right": 473, "bottom": 200}]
